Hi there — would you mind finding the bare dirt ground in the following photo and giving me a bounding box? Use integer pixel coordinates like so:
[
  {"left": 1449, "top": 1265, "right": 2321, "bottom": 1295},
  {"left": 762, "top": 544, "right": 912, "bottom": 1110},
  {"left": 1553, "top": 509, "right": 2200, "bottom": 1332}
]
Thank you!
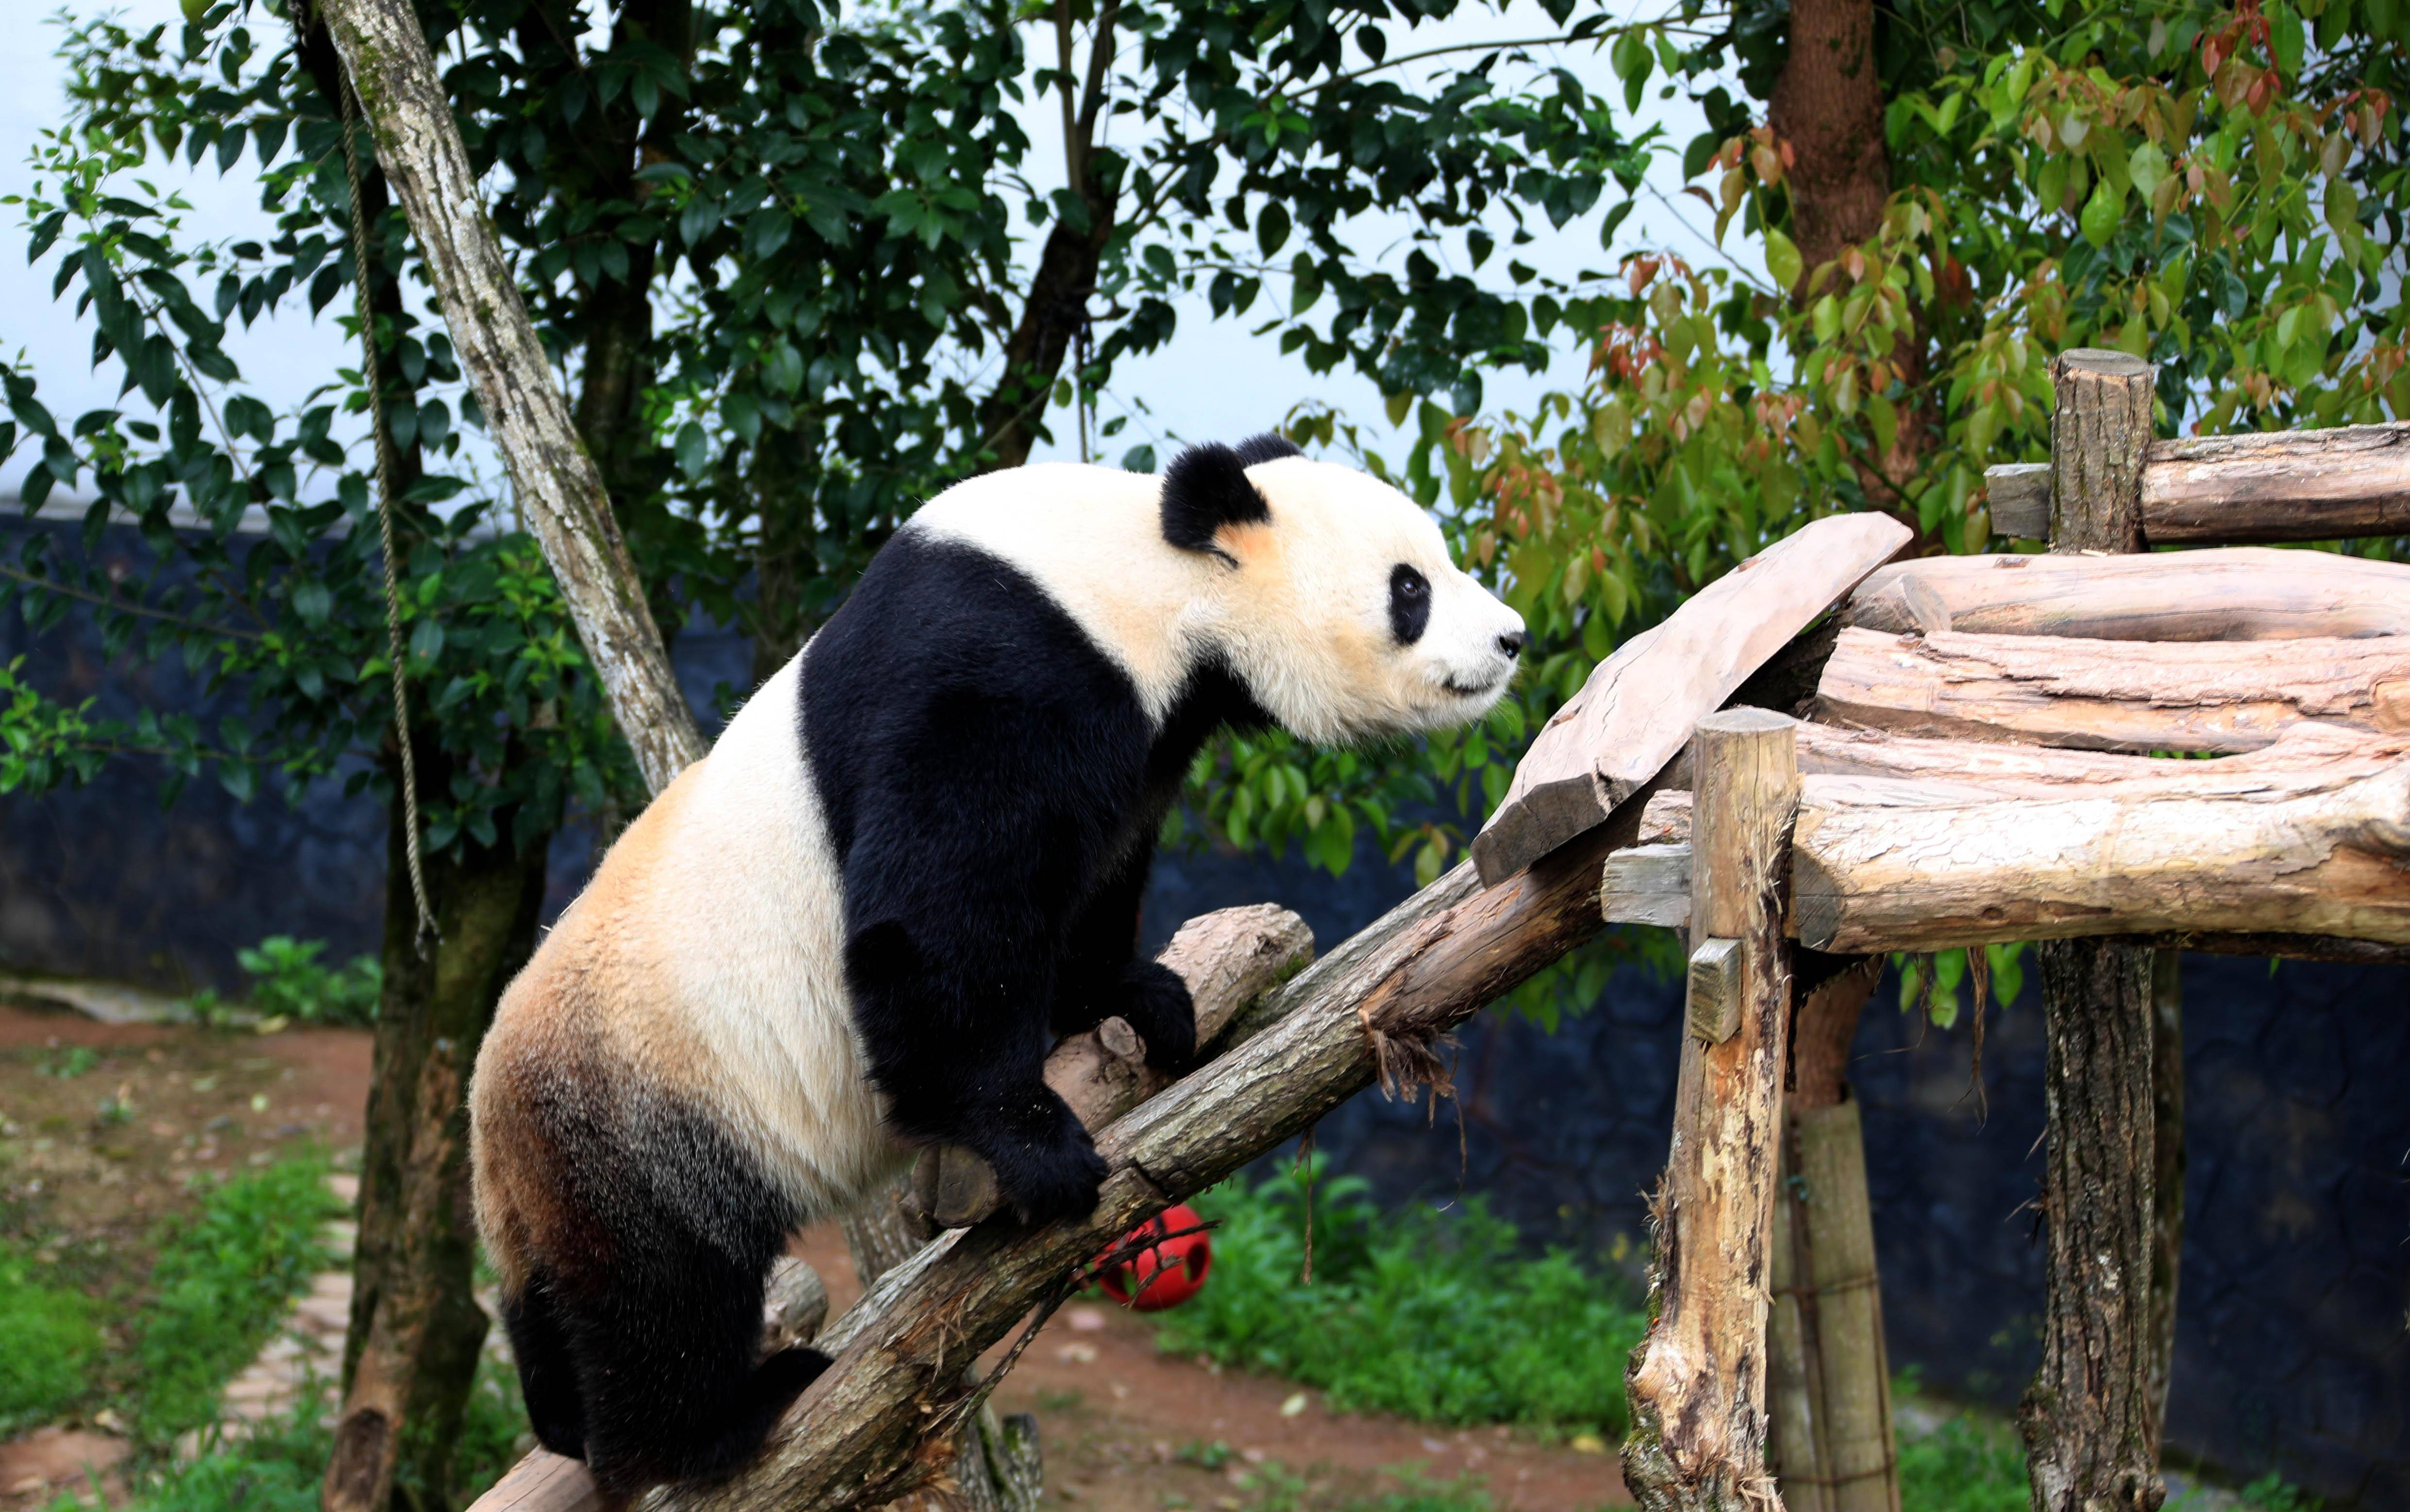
[{"left": 0, "top": 999, "right": 1629, "bottom": 1512}]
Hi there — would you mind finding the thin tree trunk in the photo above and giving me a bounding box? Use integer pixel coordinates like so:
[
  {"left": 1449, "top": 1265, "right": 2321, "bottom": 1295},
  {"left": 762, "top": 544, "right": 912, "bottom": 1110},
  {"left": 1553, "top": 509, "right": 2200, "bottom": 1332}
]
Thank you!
[
  {"left": 2147, "top": 951, "right": 2183, "bottom": 1439},
  {"left": 330, "top": 761, "right": 551, "bottom": 1512},
  {"left": 317, "top": 0, "right": 707, "bottom": 793}
]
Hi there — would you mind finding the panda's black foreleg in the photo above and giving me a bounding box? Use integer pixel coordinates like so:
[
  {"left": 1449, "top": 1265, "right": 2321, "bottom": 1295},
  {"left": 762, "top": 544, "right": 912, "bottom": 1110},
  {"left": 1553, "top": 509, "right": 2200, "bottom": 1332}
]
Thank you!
[
  {"left": 499, "top": 1281, "right": 587, "bottom": 1460},
  {"left": 1052, "top": 849, "right": 1198, "bottom": 1074},
  {"left": 847, "top": 919, "right": 1109, "bottom": 1225}
]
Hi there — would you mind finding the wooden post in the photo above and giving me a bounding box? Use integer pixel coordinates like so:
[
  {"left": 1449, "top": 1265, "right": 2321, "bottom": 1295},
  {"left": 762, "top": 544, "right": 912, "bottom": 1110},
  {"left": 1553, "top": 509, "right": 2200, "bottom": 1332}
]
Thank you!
[
  {"left": 1767, "top": 1148, "right": 1834, "bottom": 1512},
  {"left": 1766, "top": 957, "right": 1895, "bottom": 1512},
  {"left": 1793, "top": 1101, "right": 1896, "bottom": 1512},
  {"left": 1623, "top": 709, "right": 1800, "bottom": 1512},
  {"left": 2019, "top": 348, "right": 2169, "bottom": 1512}
]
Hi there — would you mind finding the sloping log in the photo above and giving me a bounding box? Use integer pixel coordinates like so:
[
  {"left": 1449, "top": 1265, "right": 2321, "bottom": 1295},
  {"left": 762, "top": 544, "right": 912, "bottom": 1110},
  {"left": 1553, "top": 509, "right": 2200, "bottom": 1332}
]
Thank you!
[
  {"left": 1788, "top": 761, "right": 2410, "bottom": 952},
  {"left": 1845, "top": 549, "right": 2410, "bottom": 641},
  {"left": 907, "top": 905, "right": 1315, "bottom": 1228},
  {"left": 1817, "top": 626, "right": 2410, "bottom": 753},
  {"left": 1472, "top": 513, "right": 1909, "bottom": 885},
  {"left": 1985, "top": 421, "right": 2410, "bottom": 545},
  {"left": 634, "top": 796, "right": 1638, "bottom": 1512},
  {"left": 1623, "top": 712, "right": 1801, "bottom": 1511}
]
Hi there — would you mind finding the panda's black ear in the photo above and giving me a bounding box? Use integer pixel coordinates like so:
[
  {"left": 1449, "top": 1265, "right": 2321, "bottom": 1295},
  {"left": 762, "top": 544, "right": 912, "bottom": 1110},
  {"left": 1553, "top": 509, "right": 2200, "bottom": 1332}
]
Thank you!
[
  {"left": 1160, "top": 442, "right": 1273, "bottom": 554},
  {"left": 1230, "top": 431, "right": 1304, "bottom": 467}
]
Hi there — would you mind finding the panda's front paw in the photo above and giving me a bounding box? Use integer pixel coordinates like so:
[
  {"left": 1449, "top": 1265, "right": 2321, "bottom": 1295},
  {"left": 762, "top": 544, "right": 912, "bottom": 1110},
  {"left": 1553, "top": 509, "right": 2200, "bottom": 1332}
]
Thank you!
[
  {"left": 1117, "top": 961, "right": 1199, "bottom": 1075},
  {"left": 985, "top": 1096, "right": 1110, "bottom": 1226}
]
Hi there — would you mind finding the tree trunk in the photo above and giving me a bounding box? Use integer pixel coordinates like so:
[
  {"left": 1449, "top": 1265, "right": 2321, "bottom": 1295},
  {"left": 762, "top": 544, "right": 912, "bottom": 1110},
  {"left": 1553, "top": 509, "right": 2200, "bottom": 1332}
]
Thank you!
[
  {"left": 329, "top": 764, "right": 551, "bottom": 1512},
  {"left": 2017, "top": 349, "right": 2167, "bottom": 1512},
  {"left": 2147, "top": 951, "right": 2183, "bottom": 1442},
  {"left": 2018, "top": 944, "right": 2165, "bottom": 1512},
  {"left": 317, "top": 0, "right": 707, "bottom": 794}
]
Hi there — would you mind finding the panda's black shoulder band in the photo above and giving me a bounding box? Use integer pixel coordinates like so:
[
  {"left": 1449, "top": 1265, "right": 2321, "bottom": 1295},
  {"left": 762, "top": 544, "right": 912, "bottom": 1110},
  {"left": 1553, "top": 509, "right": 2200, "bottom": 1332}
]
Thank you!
[{"left": 1160, "top": 440, "right": 1276, "bottom": 555}]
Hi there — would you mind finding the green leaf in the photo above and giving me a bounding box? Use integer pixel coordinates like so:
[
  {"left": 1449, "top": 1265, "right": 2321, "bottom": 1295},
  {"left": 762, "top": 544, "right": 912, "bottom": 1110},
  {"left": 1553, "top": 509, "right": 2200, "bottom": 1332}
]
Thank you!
[
  {"left": 1763, "top": 228, "right": 1802, "bottom": 293},
  {"left": 1257, "top": 201, "right": 1290, "bottom": 257},
  {"left": 2079, "top": 179, "right": 2121, "bottom": 248},
  {"left": 2266, "top": 0, "right": 2306, "bottom": 74},
  {"left": 2127, "top": 142, "right": 2168, "bottom": 199}
]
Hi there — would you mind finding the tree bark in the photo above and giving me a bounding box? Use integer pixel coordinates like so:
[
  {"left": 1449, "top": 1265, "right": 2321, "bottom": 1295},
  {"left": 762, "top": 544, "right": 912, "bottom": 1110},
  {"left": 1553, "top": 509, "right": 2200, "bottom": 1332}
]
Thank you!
[
  {"left": 329, "top": 766, "right": 551, "bottom": 1512},
  {"left": 2018, "top": 944, "right": 2165, "bottom": 1512},
  {"left": 2017, "top": 348, "right": 2167, "bottom": 1512},
  {"left": 1623, "top": 711, "right": 1799, "bottom": 1512},
  {"left": 316, "top": 0, "right": 707, "bottom": 794},
  {"left": 2146, "top": 951, "right": 2183, "bottom": 1443}
]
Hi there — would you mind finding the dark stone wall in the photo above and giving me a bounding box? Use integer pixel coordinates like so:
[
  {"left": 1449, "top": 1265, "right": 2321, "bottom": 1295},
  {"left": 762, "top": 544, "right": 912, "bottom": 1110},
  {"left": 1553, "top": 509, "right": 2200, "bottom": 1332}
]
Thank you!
[{"left": 5, "top": 515, "right": 2403, "bottom": 1500}]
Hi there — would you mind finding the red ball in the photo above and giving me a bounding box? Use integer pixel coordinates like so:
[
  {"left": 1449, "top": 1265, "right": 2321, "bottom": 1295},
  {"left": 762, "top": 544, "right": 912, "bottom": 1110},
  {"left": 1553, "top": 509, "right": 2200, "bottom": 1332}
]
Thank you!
[{"left": 1094, "top": 1203, "right": 1211, "bottom": 1311}]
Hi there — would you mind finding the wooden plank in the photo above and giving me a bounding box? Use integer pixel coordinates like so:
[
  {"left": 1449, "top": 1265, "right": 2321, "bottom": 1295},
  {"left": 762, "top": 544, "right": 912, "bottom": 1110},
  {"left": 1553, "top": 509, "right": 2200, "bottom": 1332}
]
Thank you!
[
  {"left": 1991, "top": 422, "right": 2410, "bottom": 545},
  {"left": 1599, "top": 844, "right": 1692, "bottom": 925},
  {"left": 1788, "top": 760, "right": 2410, "bottom": 953},
  {"left": 1846, "top": 548, "right": 2410, "bottom": 642},
  {"left": 1986, "top": 462, "right": 2052, "bottom": 540},
  {"left": 1788, "top": 719, "right": 2398, "bottom": 791},
  {"left": 1473, "top": 512, "right": 1911, "bottom": 886},
  {"left": 1817, "top": 626, "right": 2410, "bottom": 753},
  {"left": 2144, "top": 421, "right": 2410, "bottom": 543},
  {"left": 1624, "top": 711, "right": 1801, "bottom": 1512}
]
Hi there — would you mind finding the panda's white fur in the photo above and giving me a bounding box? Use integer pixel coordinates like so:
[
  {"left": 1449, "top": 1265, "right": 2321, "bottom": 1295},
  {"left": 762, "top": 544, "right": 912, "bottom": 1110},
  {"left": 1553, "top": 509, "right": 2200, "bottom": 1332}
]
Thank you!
[{"left": 469, "top": 439, "right": 1523, "bottom": 1494}]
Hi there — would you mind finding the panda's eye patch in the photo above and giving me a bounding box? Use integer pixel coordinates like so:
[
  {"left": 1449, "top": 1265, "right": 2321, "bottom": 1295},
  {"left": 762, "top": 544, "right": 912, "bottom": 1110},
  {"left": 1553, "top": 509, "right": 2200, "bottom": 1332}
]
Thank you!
[{"left": 1389, "top": 563, "right": 1431, "bottom": 645}]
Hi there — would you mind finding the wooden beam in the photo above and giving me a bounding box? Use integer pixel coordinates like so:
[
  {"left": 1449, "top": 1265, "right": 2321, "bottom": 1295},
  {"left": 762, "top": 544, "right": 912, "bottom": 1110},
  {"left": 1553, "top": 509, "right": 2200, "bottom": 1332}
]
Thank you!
[
  {"left": 1623, "top": 711, "right": 1800, "bottom": 1512},
  {"left": 1987, "top": 420, "right": 2410, "bottom": 546},
  {"left": 1787, "top": 720, "right": 2399, "bottom": 791},
  {"left": 1845, "top": 548, "right": 2410, "bottom": 642},
  {"left": 906, "top": 905, "right": 1314, "bottom": 1229},
  {"left": 1472, "top": 513, "right": 1909, "bottom": 886},
  {"left": 1788, "top": 761, "right": 2410, "bottom": 953},
  {"left": 2145, "top": 421, "right": 2410, "bottom": 543},
  {"left": 619, "top": 796, "right": 1641, "bottom": 1512},
  {"left": 1817, "top": 625, "right": 2410, "bottom": 753}
]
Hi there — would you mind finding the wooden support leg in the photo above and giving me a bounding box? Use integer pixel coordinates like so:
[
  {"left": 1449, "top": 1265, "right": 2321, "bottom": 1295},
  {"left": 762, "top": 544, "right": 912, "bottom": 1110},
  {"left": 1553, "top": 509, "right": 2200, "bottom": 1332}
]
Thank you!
[
  {"left": 2019, "top": 940, "right": 2164, "bottom": 1512},
  {"left": 1623, "top": 710, "right": 1800, "bottom": 1512},
  {"left": 2020, "top": 348, "right": 2169, "bottom": 1512}
]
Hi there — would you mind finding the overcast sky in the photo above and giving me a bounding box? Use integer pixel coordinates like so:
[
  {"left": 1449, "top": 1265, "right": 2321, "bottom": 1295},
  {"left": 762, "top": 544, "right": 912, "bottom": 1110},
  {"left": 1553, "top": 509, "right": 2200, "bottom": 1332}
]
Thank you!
[{"left": 0, "top": 1, "right": 1752, "bottom": 504}]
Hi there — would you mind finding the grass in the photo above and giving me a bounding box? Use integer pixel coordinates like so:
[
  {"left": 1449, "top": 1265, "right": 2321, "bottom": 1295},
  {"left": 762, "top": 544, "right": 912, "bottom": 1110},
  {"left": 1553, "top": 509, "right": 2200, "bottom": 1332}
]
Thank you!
[
  {"left": 1146, "top": 1158, "right": 1645, "bottom": 1438},
  {"left": 1896, "top": 1412, "right": 2029, "bottom": 1512},
  {"left": 0, "top": 1245, "right": 102, "bottom": 1435},
  {"left": 129, "top": 1154, "right": 342, "bottom": 1440}
]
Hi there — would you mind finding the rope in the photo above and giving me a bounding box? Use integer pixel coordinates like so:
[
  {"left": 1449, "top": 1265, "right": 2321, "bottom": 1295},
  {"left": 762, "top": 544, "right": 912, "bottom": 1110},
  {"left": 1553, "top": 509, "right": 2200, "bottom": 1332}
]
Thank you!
[{"left": 335, "top": 64, "right": 439, "bottom": 951}]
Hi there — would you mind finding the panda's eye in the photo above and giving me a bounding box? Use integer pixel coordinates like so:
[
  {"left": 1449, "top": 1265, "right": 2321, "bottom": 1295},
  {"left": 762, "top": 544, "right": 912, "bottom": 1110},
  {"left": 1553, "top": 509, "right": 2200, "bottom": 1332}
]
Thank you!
[{"left": 1389, "top": 563, "right": 1431, "bottom": 646}]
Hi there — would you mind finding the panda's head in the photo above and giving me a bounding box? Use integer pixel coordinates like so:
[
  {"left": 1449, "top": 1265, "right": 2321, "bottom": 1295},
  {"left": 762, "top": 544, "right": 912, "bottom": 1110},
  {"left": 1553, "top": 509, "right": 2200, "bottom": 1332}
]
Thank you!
[{"left": 1162, "top": 435, "right": 1527, "bottom": 745}]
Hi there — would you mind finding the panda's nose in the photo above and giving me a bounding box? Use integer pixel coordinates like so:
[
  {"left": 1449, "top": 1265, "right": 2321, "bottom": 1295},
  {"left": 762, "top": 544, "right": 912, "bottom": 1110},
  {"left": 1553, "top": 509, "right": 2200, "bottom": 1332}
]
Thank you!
[{"left": 1496, "top": 631, "right": 1526, "bottom": 660}]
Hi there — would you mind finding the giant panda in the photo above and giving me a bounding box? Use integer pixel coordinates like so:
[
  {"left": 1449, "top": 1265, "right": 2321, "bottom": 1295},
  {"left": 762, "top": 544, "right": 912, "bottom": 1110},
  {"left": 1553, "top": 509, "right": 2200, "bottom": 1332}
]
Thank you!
[{"left": 468, "top": 435, "right": 1527, "bottom": 1493}]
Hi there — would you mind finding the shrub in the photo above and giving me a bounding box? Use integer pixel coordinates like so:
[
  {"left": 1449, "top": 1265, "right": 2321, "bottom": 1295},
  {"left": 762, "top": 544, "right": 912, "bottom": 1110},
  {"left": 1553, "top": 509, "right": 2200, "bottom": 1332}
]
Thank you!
[
  {"left": 237, "top": 937, "right": 382, "bottom": 1027},
  {"left": 1148, "top": 1160, "right": 1645, "bottom": 1436},
  {"left": 0, "top": 1249, "right": 100, "bottom": 1432},
  {"left": 131, "top": 1155, "right": 340, "bottom": 1440},
  {"left": 1895, "top": 1413, "right": 2028, "bottom": 1512}
]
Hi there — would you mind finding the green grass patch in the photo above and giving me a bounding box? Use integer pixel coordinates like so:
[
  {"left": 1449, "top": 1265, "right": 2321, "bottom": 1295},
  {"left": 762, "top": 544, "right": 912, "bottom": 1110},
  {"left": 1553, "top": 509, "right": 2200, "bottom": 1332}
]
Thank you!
[
  {"left": 0, "top": 1246, "right": 102, "bottom": 1434},
  {"left": 1896, "top": 1411, "right": 2028, "bottom": 1512},
  {"left": 129, "top": 1154, "right": 340, "bottom": 1441},
  {"left": 1148, "top": 1160, "right": 1644, "bottom": 1436}
]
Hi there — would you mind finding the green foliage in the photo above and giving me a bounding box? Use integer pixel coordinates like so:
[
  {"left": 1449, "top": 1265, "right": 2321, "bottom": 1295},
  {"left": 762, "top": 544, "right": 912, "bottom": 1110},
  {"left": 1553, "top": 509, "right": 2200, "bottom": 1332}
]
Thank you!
[
  {"left": 1148, "top": 1158, "right": 1645, "bottom": 1436},
  {"left": 117, "top": 1408, "right": 331, "bottom": 1512},
  {"left": 0, "top": 1248, "right": 101, "bottom": 1434},
  {"left": 35, "top": 1045, "right": 102, "bottom": 1079},
  {"left": 2230, "top": 1472, "right": 2324, "bottom": 1511},
  {"left": 131, "top": 1153, "right": 339, "bottom": 1441},
  {"left": 1894, "top": 1411, "right": 2030, "bottom": 1512},
  {"left": 236, "top": 935, "right": 381, "bottom": 1026},
  {"left": 1896, "top": 943, "right": 2026, "bottom": 1029}
]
